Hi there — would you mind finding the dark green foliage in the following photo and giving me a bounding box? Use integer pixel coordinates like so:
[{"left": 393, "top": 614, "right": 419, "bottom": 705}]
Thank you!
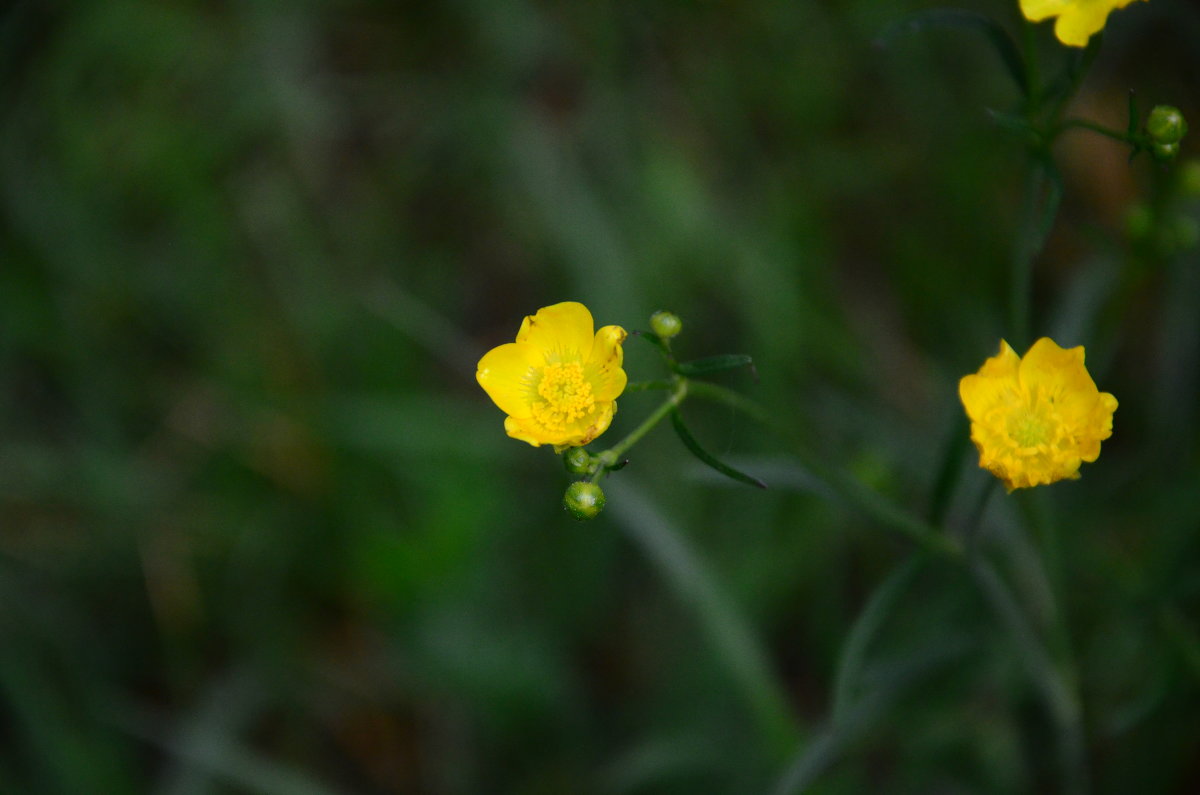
[{"left": 1, "top": 0, "right": 1199, "bottom": 793}]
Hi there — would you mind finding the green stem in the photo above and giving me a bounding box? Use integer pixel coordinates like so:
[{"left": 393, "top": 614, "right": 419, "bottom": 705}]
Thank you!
[
  {"left": 593, "top": 378, "right": 688, "bottom": 481},
  {"left": 1020, "top": 491, "right": 1088, "bottom": 794},
  {"left": 1053, "top": 118, "right": 1139, "bottom": 145},
  {"left": 686, "top": 380, "right": 771, "bottom": 425},
  {"left": 624, "top": 379, "right": 674, "bottom": 392},
  {"left": 1045, "top": 37, "right": 1102, "bottom": 131},
  {"left": 1021, "top": 20, "right": 1040, "bottom": 118},
  {"left": 1010, "top": 163, "right": 1044, "bottom": 348}
]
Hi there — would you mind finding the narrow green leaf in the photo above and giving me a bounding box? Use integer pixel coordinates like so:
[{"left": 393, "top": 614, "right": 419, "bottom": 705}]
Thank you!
[
  {"left": 1032, "top": 161, "right": 1064, "bottom": 254},
  {"left": 831, "top": 555, "right": 925, "bottom": 725},
  {"left": 685, "top": 381, "right": 770, "bottom": 425},
  {"left": 772, "top": 641, "right": 970, "bottom": 795},
  {"left": 985, "top": 107, "right": 1041, "bottom": 147},
  {"left": 926, "top": 412, "right": 969, "bottom": 527},
  {"left": 607, "top": 481, "right": 800, "bottom": 758},
  {"left": 670, "top": 409, "right": 767, "bottom": 489},
  {"left": 878, "top": 9, "right": 1027, "bottom": 96},
  {"left": 624, "top": 379, "right": 674, "bottom": 393},
  {"left": 636, "top": 330, "right": 671, "bottom": 355},
  {"left": 675, "top": 354, "right": 755, "bottom": 377}
]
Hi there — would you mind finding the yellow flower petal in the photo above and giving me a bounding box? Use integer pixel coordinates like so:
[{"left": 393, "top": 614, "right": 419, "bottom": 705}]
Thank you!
[
  {"left": 476, "top": 342, "right": 541, "bottom": 419},
  {"left": 1021, "top": 0, "right": 1146, "bottom": 47},
  {"left": 958, "top": 336, "right": 1116, "bottom": 490},
  {"left": 1020, "top": 0, "right": 1071, "bottom": 23},
  {"left": 504, "top": 415, "right": 545, "bottom": 446},
  {"left": 1053, "top": 4, "right": 1112, "bottom": 47},
  {"left": 1019, "top": 337, "right": 1093, "bottom": 398},
  {"left": 516, "top": 301, "right": 596, "bottom": 363},
  {"left": 478, "top": 302, "right": 627, "bottom": 449},
  {"left": 586, "top": 324, "right": 628, "bottom": 401},
  {"left": 958, "top": 339, "right": 1020, "bottom": 421},
  {"left": 504, "top": 400, "right": 615, "bottom": 449}
]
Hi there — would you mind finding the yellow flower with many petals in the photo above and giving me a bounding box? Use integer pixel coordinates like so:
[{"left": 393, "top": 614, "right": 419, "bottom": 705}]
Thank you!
[
  {"left": 1020, "top": 0, "right": 1146, "bottom": 48},
  {"left": 959, "top": 338, "right": 1117, "bottom": 491},
  {"left": 477, "top": 302, "right": 627, "bottom": 450}
]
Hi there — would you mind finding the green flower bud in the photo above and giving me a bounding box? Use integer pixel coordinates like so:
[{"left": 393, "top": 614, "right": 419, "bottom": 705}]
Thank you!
[
  {"left": 562, "top": 447, "right": 594, "bottom": 475},
  {"left": 1147, "top": 106, "right": 1188, "bottom": 146},
  {"left": 1179, "top": 159, "right": 1200, "bottom": 198},
  {"left": 1153, "top": 141, "right": 1181, "bottom": 162},
  {"left": 563, "top": 481, "right": 605, "bottom": 520},
  {"left": 649, "top": 310, "right": 683, "bottom": 339}
]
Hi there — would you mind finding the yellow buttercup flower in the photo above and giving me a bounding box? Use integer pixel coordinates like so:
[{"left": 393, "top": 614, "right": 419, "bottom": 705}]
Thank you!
[
  {"left": 1020, "top": 0, "right": 1146, "bottom": 48},
  {"left": 959, "top": 338, "right": 1117, "bottom": 491},
  {"left": 477, "top": 302, "right": 627, "bottom": 450}
]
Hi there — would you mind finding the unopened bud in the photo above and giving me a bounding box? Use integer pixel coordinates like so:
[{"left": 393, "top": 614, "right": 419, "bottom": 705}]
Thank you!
[
  {"left": 563, "top": 481, "right": 605, "bottom": 520},
  {"left": 1147, "top": 105, "right": 1188, "bottom": 146},
  {"left": 562, "top": 447, "right": 594, "bottom": 475},
  {"left": 649, "top": 310, "right": 683, "bottom": 339},
  {"left": 1153, "top": 141, "right": 1181, "bottom": 162}
]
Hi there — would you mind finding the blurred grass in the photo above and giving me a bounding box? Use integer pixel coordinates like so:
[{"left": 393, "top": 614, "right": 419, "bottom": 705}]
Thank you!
[{"left": 2, "top": 0, "right": 1200, "bottom": 792}]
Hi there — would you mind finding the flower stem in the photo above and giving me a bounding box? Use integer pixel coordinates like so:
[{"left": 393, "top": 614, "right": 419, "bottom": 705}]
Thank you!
[
  {"left": 592, "top": 378, "right": 688, "bottom": 480},
  {"left": 1053, "top": 117, "right": 1139, "bottom": 146}
]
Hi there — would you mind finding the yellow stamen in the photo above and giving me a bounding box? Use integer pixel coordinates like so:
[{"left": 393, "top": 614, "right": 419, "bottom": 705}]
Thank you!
[{"left": 531, "top": 362, "right": 595, "bottom": 431}]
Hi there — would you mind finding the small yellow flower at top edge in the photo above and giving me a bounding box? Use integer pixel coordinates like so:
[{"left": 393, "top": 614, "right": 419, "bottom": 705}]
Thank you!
[
  {"left": 1020, "top": 0, "right": 1146, "bottom": 47},
  {"left": 476, "top": 301, "right": 627, "bottom": 451},
  {"left": 959, "top": 338, "right": 1117, "bottom": 492}
]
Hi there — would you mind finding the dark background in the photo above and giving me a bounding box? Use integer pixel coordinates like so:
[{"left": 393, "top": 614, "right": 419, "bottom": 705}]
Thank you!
[{"left": 1, "top": 0, "right": 1198, "bottom": 792}]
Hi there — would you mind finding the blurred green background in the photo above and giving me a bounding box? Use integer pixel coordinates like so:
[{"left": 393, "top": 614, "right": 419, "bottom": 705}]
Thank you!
[{"left": 2, "top": 0, "right": 1199, "bottom": 792}]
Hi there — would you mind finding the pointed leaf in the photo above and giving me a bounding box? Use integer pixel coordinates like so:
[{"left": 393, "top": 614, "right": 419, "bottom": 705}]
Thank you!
[
  {"left": 985, "top": 108, "right": 1041, "bottom": 147},
  {"left": 878, "top": 9, "right": 1026, "bottom": 96},
  {"left": 670, "top": 409, "right": 767, "bottom": 489},
  {"left": 675, "top": 354, "right": 755, "bottom": 377}
]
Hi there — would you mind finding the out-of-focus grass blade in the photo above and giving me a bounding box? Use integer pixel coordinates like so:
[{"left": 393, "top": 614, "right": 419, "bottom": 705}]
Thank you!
[
  {"left": 831, "top": 555, "right": 925, "bottom": 725},
  {"left": 772, "top": 641, "right": 970, "bottom": 795},
  {"left": 110, "top": 674, "right": 345, "bottom": 795},
  {"left": 674, "top": 354, "right": 755, "bottom": 378},
  {"left": 0, "top": 647, "right": 135, "bottom": 794},
  {"left": 986, "top": 107, "right": 1041, "bottom": 147},
  {"left": 602, "top": 734, "right": 722, "bottom": 795},
  {"left": 670, "top": 409, "right": 767, "bottom": 489},
  {"left": 607, "top": 481, "right": 799, "bottom": 758},
  {"left": 971, "top": 559, "right": 1086, "bottom": 792},
  {"left": 685, "top": 381, "right": 770, "bottom": 425},
  {"left": 926, "top": 412, "right": 969, "bottom": 527},
  {"left": 877, "top": 9, "right": 1027, "bottom": 96}
]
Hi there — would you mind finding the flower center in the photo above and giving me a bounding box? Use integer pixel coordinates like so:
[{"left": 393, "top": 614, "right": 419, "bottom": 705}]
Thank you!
[
  {"left": 531, "top": 362, "right": 595, "bottom": 431},
  {"left": 1006, "top": 407, "right": 1051, "bottom": 449}
]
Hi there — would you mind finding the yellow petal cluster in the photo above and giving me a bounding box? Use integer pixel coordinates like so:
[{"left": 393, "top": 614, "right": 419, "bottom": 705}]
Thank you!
[
  {"left": 959, "top": 338, "right": 1117, "bottom": 491},
  {"left": 477, "top": 302, "right": 627, "bottom": 450},
  {"left": 1020, "top": 0, "right": 1145, "bottom": 48}
]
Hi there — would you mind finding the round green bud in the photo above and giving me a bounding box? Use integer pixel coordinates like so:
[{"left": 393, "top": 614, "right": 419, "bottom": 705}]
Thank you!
[
  {"left": 649, "top": 310, "right": 682, "bottom": 339},
  {"left": 562, "top": 447, "right": 594, "bottom": 475},
  {"left": 563, "top": 481, "right": 605, "bottom": 520},
  {"left": 1153, "top": 141, "right": 1181, "bottom": 162},
  {"left": 1179, "top": 159, "right": 1200, "bottom": 198},
  {"left": 1147, "top": 105, "right": 1188, "bottom": 146}
]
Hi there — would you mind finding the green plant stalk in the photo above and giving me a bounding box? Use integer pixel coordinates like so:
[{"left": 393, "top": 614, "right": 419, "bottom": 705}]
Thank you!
[
  {"left": 1054, "top": 117, "right": 1141, "bottom": 146},
  {"left": 973, "top": 558, "right": 1087, "bottom": 795},
  {"left": 593, "top": 378, "right": 688, "bottom": 481},
  {"left": 1009, "top": 162, "right": 1049, "bottom": 349},
  {"left": 608, "top": 480, "right": 801, "bottom": 760}
]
